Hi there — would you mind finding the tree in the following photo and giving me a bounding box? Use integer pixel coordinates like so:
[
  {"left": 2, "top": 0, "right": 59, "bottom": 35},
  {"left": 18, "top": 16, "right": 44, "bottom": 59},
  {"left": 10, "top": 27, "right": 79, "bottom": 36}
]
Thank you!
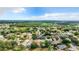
[
  {"left": 13, "top": 45, "right": 26, "bottom": 51},
  {"left": 74, "top": 32, "right": 79, "bottom": 35},
  {"left": 8, "top": 34, "right": 16, "bottom": 40},
  {"left": 72, "top": 40, "right": 79, "bottom": 46},
  {"left": 62, "top": 38, "right": 71, "bottom": 45},
  {"left": 32, "top": 34, "right": 37, "bottom": 40},
  {"left": 30, "top": 42, "right": 38, "bottom": 49},
  {"left": 44, "top": 40, "right": 49, "bottom": 47},
  {"left": 40, "top": 40, "right": 49, "bottom": 48},
  {"left": 48, "top": 45, "right": 54, "bottom": 51}
]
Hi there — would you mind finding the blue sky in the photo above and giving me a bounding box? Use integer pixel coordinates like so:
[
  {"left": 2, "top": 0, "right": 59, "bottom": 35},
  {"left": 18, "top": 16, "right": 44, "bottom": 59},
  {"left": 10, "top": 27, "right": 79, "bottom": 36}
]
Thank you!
[{"left": 0, "top": 7, "right": 79, "bottom": 21}]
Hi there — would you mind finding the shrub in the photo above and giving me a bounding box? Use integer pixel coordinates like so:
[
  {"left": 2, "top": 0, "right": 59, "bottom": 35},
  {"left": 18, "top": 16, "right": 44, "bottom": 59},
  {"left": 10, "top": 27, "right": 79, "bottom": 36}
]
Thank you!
[
  {"left": 32, "top": 34, "right": 37, "bottom": 40},
  {"left": 48, "top": 45, "right": 53, "bottom": 51},
  {"left": 62, "top": 38, "right": 71, "bottom": 45},
  {"left": 13, "top": 45, "right": 26, "bottom": 51},
  {"left": 74, "top": 32, "right": 79, "bottom": 35},
  {"left": 72, "top": 40, "right": 79, "bottom": 46},
  {"left": 40, "top": 40, "right": 49, "bottom": 48},
  {"left": 30, "top": 42, "right": 38, "bottom": 49}
]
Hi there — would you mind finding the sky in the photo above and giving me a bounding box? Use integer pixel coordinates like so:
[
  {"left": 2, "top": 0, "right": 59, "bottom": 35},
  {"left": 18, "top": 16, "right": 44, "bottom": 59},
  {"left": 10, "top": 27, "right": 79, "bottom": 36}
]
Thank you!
[{"left": 0, "top": 7, "right": 79, "bottom": 21}]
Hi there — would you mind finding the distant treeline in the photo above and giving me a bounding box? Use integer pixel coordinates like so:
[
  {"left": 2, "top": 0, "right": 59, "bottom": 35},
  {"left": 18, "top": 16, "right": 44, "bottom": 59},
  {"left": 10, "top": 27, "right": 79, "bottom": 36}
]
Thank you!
[{"left": 0, "top": 20, "right": 79, "bottom": 24}]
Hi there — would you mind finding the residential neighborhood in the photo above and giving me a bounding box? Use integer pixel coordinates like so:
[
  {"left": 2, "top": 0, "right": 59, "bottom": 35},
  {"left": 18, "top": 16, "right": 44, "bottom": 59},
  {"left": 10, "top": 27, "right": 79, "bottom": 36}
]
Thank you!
[{"left": 0, "top": 21, "right": 79, "bottom": 51}]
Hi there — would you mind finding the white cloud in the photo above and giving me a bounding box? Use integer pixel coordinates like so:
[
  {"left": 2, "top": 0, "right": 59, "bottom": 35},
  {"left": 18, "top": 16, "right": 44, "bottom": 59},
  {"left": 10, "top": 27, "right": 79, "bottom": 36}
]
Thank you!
[
  {"left": 27, "top": 13, "right": 79, "bottom": 21},
  {"left": 0, "top": 8, "right": 79, "bottom": 21},
  {"left": 0, "top": 7, "right": 25, "bottom": 15},
  {"left": 11, "top": 7, "right": 25, "bottom": 13}
]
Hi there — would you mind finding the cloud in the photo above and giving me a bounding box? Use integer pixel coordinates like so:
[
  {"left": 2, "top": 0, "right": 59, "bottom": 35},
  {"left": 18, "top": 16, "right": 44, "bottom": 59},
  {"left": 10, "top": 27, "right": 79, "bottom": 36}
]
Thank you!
[
  {"left": 0, "top": 7, "right": 25, "bottom": 15},
  {"left": 0, "top": 7, "right": 79, "bottom": 21},
  {"left": 11, "top": 7, "right": 25, "bottom": 13},
  {"left": 27, "top": 13, "right": 79, "bottom": 21}
]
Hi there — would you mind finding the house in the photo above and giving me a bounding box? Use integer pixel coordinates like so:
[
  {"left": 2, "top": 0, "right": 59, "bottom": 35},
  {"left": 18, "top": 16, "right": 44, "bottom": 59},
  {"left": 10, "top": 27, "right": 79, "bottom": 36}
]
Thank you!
[
  {"left": 57, "top": 44, "right": 67, "bottom": 50},
  {"left": 21, "top": 39, "right": 33, "bottom": 48},
  {"left": 0, "top": 35, "right": 5, "bottom": 40},
  {"left": 51, "top": 36, "right": 62, "bottom": 45}
]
